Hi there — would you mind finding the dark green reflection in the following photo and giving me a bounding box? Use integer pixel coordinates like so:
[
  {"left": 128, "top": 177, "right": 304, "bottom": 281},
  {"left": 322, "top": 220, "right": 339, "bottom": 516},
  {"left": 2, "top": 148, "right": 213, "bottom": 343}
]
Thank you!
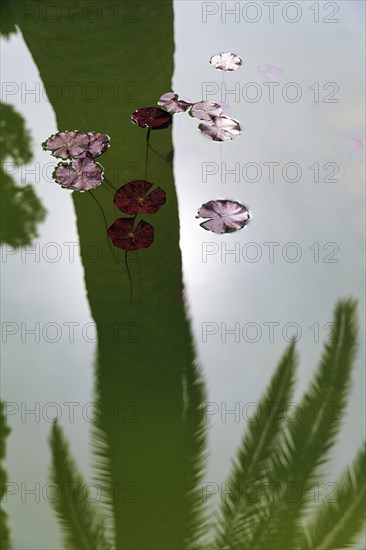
[
  {"left": 0, "top": 102, "right": 46, "bottom": 247},
  {"left": 47, "top": 301, "right": 366, "bottom": 550},
  {"left": 17, "top": 1, "right": 203, "bottom": 548},
  {"left": 0, "top": 1, "right": 17, "bottom": 37},
  {"left": 0, "top": 402, "right": 11, "bottom": 549}
]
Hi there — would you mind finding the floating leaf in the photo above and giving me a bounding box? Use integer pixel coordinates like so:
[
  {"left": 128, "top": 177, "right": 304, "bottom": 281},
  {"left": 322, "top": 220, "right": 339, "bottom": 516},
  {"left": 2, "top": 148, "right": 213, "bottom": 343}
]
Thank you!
[
  {"left": 346, "top": 138, "right": 364, "bottom": 152},
  {"left": 114, "top": 180, "right": 166, "bottom": 215},
  {"left": 210, "top": 52, "right": 242, "bottom": 72},
  {"left": 43, "top": 131, "right": 89, "bottom": 159},
  {"left": 257, "top": 64, "right": 284, "bottom": 79},
  {"left": 158, "top": 92, "right": 191, "bottom": 114},
  {"left": 43, "top": 130, "right": 110, "bottom": 159},
  {"left": 54, "top": 158, "right": 103, "bottom": 191},
  {"left": 189, "top": 101, "right": 223, "bottom": 121},
  {"left": 198, "top": 116, "right": 241, "bottom": 142},
  {"left": 85, "top": 132, "right": 110, "bottom": 157},
  {"left": 196, "top": 199, "right": 250, "bottom": 233},
  {"left": 107, "top": 218, "right": 154, "bottom": 250},
  {"left": 130, "top": 107, "right": 172, "bottom": 130}
]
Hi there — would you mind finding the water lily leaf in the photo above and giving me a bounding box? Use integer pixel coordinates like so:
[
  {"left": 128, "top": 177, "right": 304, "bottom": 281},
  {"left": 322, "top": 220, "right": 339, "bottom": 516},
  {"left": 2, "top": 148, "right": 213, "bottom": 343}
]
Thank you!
[
  {"left": 53, "top": 158, "right": 103, "bottom": 191},
  {"left": 198, "top": 116, "right": 241, "bottom": 142},
  {"left": 346, "top": 138, "right": 364, "bottom": 152},
  {"left": 196, "top": 199, "right": 250, "bottom": 233},
  {"left": 257, "top": 64, "right": 284, "bottom": 79},
  {"left": 189, "top": 101, "right": 223, "bottom": 121},
  {"left": 43, "top": 130, "right": 110, "bottom": 159},
  {"left": 210, "top": 52, "right": 242, "bottom": 71},
  {"left": 114, "top": 180, "right": 166, "bottom": 215},
  {"left": 158, "top": 92, "right": 191, "bottom": 114},
  {"left": 130, "top": 107, "right": 172, "bottom": 129},
  {"left": 85, "top": 132, "right": 110, "bottom": 157},
  {"left": 107, "top": 218, "right": 154, "bottom": 250}
]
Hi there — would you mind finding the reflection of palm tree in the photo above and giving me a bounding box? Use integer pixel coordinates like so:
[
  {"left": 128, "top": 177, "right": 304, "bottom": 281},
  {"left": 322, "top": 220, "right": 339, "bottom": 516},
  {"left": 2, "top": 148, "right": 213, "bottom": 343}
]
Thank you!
[
  {"left": 0, "top": 102, "right": 46, "bottom": 247},
  {"left": 47, "top": 300, "right": 365, "bottom": 549}
]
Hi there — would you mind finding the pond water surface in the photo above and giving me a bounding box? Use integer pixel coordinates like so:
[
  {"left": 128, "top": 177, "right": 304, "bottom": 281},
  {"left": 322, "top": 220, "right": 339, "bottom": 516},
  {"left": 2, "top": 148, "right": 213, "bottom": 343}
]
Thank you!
[{"left": 1, "top": 1, "right": 365, "bottom": 548}]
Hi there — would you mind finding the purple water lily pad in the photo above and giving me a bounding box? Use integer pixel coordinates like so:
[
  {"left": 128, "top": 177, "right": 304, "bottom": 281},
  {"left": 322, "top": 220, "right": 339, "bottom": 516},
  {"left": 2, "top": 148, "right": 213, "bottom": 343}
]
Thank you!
[
  {"left": 108, "top": 218, "right": 154, "bottom": 251},
  {"left": 199, "top": 116, "right": 241, "bottom": 142},
  {"left": 210, "top": 52, "right": 242, "bottom": 72},
  {"left": 197, "top": 199, "right": 250, "bottom": 233},
  {"left": 54, "top": 158, "right": 103, "bottom": 191},
  {"left": 346, "top": 138, "right": 364, "bottom": 152},
  {"left": 43, "top": 131, "right": 90, "bottom": 159},
  {"left": 131, "top": 107, "right": 172, "bottom": 129},
  {"left": 158, "top": 92, "right": 191, "bottom": 114},
  {"left": 257, "top": 64, "right": 284, "bottom": 79},
  {"left": 43, "top": 130, "right": 110, "bottom": 159},
  {"left": 189, "top": 101, "right": 223, "bottom": 121},
  {"left": 114, "top": 180, "right": 166, "bottom": 215},
  {"left": 86, "top": 132, "right": 110, "bottom": 157}
]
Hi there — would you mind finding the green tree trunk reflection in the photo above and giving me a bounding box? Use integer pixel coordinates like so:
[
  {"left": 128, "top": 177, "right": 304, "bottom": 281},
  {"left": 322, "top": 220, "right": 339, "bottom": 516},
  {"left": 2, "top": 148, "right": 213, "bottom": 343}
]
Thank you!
[{"left": 17, "top": 2, "right": 199, "bottom": 548}]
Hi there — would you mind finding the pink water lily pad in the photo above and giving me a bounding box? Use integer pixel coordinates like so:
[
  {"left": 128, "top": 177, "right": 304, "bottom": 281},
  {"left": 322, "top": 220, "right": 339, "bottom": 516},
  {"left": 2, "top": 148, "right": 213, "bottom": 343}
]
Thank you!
[
  {"left": 108, "top": 218, "right": 154, "bottom": 251},
  {"left": 131, "top": 107, "right": 172, "bottom": 129},
  {"left": 158, "top": 92, "right": 191, "bottom": 114},
  {"left": 196, "top": 199, "right": 250, "bottom": 233},
  {"left": 210, "top": 52, "right": 242, "bottom": 71},
  {"left": 43, "top": 131, "right": 89, "bottom": 159},
  {"left": 86, "top": 132, "right": 110, "bottom": 157},
  {"left": 114, "top": 180, "right": 166, "bottom": 215},
  {"left": 43, "top": 130, "right": 110, "bottom": 159},
  {"left": 257, "top": 64, "right": 284, "bottom": 79},
  {"left": 54, "top": 158, "right": 103, "bottom": 191},
  {"left": 199, "top": 116, "right": 241, "bottom": 142},
  {"left": 346, "top": 138, "right": 364, "bottom": 152},
  {"left": 189, "top": 101, "right": 223, "bottom": 121}
]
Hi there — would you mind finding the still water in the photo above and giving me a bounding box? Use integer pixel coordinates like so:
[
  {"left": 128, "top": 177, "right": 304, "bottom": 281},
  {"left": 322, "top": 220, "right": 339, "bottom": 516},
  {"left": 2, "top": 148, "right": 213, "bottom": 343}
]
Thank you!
[{"left": 1, "top": 1, "right": 365, "bottom": 548}]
